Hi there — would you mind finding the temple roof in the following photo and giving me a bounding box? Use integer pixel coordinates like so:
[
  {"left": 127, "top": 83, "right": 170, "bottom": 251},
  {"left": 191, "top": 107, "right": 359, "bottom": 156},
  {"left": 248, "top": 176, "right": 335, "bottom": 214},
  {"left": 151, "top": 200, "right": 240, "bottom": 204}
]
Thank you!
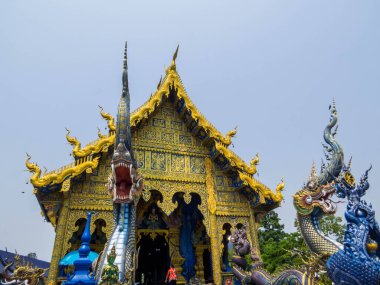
[
  {"left": 26, "top": 48, "right": 284, "bottom": 216},
  {"left": 0, "top": 250, "right": 50, "bottom": 277}
]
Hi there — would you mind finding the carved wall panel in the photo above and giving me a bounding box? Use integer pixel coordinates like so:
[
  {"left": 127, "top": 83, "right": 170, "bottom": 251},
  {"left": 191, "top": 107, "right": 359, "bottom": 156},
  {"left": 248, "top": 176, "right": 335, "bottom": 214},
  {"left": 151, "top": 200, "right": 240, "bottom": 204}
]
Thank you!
[{"left": 61, "top": 209, "right": 113, "bottom": 257}]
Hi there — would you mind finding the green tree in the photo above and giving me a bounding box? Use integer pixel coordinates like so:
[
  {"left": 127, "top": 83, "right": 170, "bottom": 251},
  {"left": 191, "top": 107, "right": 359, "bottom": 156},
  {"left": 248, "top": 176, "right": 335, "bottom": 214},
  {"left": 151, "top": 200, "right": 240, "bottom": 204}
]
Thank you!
[
  {"left": 27, "top": 252, "right": 37, "bottom": 259},
  {"left": 319, "top": 215, "right": 345, "bottom": 243},
  {"left": 258, "top": 211, "right": 345, "bottom": 285},
  {"left": 258, "top": 212, "right": 307, "bottom": 273}
]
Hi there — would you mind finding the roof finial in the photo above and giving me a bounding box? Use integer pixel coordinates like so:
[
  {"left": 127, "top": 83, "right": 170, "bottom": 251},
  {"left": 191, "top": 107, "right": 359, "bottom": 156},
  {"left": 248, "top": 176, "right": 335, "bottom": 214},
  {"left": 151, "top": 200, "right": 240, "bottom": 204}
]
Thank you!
[
  {"left": 172, "top": 44, "right": 179, "bottom": 65},
  {"left": 168, "top": 44, "right": 179, "bottom": 72}
]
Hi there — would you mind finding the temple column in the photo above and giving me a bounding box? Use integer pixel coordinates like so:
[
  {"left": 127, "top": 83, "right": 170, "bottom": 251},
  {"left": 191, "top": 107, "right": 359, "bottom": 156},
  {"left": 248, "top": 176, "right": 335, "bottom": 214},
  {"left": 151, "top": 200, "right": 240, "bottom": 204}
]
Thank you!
[
  {"left": 168, "top": 228, "right": 186, "bottom": 284},
  {"left": 205, "top": 158, "right": 222, "bottom": 285},
  {"left": 195, "top": 245, "right": 208, "bottom": 283},
  {"left": 249, "top": 208, "right": 262, "bottom": 258},
  {"left": 48, "top": 199, "right": 69, "bottom": 284},
  {"left": 209, "top": 215, "right": 222, "bottom": 284}
]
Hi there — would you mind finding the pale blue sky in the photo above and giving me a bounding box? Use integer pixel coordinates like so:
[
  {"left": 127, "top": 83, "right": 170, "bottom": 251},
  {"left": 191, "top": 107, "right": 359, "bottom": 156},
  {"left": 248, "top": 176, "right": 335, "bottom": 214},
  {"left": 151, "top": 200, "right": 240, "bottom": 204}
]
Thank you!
[{"left": 1, "top": 1, "right": 379, "bottom": 261}]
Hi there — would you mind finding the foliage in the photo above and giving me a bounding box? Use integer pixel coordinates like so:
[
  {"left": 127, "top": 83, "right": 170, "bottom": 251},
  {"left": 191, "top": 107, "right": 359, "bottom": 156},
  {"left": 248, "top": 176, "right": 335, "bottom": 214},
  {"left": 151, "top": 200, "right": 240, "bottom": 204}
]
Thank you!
[
  {"left": 258, "top": 212, "right": 307, "bottom": 273},
  {"left": 319, "top": 215, "right": 345, "bottom": 243},
  {"left": 258, "top": 211, "right": 345, "bottom": 285},
  {"left": 27, "top": 252, "right": 38, "bottom": 259}
]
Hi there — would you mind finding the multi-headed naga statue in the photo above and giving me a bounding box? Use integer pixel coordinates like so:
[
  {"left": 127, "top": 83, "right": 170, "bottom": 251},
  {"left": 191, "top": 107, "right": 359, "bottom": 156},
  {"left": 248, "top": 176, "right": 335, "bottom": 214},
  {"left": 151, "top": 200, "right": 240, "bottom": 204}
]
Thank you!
[
  {"left": 94, "top": 43, "right": 143, "bottom": 284},
  {"left": 232, "top": 103, "right": 345, "bottom": 284},
  {"left": 326, "top": 163, "right": 380, "bottom": 284}
]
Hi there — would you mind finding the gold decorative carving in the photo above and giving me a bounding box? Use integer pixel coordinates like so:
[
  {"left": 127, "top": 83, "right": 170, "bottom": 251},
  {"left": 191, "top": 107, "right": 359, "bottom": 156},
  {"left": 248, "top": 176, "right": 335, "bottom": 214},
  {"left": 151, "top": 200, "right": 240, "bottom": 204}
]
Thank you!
[
  {"left": 65, "top": 128, "right": 115, "bottom": 159},
  {"left": 248, "top": 208, "right": 262, "bottom": 259},
  {"left": 142, "top": 173, "right": 205, "bottom": 184},
  {"left": 216, "top": 217, "right": 252, "bottom": 249},
  {"left": 130, "top": 66, "right": 236, "bottom": 148},
  {"left": 133, "top": 145, "right": 207, "bottom": 157},
  {"left": 205, "top": 158, "right": 217, "bottom": 215},
  {"left": 183, "top": 192, "right": 192, "bottom": 204},
  {"left": 157, "top": 198, "right": 178, "bottom": 217},
  {"left": 141, "top": 189, "right": 151, "bottom": 202},
  {"left": 61, "top": 210, "right": 113, "bottom": 256},
  {"left": 26, "top": 154, "right": 100, "bottom": 189},
  {"left": 238, "top": 172, "right": 284, "bottom": 203},
  {"left": 142, "top": 179, "right": 210, "bottom": 236},
  {"left": 209, "top": 214, "right": 221, "bottom": 285},
  {"left": 48, "top": 202, "right": 69, "bottom": 284},
  {"left": 61, "top": 179, "right": 71, "bottom": 192},
  {"left": 168, "top": 228, "right": 186, "bottom": 284},
  {"left": 136, "top": 229, "right": 168, "bottom": 244},
  {"left": 99, "top": 106, "right": 116, "bottom": 132}
]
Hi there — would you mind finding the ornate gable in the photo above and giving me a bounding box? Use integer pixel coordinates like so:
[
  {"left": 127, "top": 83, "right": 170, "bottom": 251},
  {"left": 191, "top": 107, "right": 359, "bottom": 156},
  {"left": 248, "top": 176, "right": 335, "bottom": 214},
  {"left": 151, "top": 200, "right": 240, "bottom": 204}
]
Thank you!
[{"left": 26, "top": 51, "right": 284, "bottom": 226}]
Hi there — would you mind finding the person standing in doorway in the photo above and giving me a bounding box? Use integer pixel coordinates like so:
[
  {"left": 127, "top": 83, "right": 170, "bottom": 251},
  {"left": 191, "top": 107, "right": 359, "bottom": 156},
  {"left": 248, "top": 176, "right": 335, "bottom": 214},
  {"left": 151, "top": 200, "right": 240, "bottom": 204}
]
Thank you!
[{"left": 165, "top": 264, "right": 177, "bottom": 285}]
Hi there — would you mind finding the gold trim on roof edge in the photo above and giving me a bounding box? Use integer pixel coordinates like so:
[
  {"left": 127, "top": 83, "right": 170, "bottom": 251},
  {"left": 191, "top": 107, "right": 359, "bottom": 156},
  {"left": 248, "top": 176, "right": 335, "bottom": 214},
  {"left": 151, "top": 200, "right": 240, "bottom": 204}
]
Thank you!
[
  {"left": 65, "top": 107, "right": 116, "bottom": 159},
  {"left": 26, "top": 154, "right": 100, "bottom": 189},
  {"left": 238, "top": 171, "right": 284, "bottom": 203},
  {"left": 130, "top": 65, "right": 237, "bottom": 147}
]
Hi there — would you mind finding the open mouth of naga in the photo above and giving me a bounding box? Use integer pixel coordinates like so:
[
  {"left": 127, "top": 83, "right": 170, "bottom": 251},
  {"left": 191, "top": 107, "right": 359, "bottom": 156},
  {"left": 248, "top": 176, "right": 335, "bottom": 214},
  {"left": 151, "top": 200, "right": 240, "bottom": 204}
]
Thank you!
[
  {"left": 111, "top": 142, "right": 135, "bottom": 204},
  {"left": 113, "top": 161, "right": 133, "bottom": 203},
  {"left": 309, "top": 184, "right": 338, "bottom": 213}
]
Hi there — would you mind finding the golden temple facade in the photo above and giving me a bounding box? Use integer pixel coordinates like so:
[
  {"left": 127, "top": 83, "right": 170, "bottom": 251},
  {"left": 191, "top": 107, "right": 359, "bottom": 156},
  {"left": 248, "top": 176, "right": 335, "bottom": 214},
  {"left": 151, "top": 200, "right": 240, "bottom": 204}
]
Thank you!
[{"left": 26, "top": 50, "right": 284, "bottom": 285}]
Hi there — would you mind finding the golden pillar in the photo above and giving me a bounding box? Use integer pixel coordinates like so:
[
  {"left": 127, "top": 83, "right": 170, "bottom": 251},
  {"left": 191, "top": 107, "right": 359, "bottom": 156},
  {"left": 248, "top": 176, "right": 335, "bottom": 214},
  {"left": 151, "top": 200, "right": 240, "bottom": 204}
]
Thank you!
[
  {"left": 195, "top": 245, "right": 209, "bottom": 283},
  {"left": 205, "top": 158, "right": 222, "bottom": 285},
  {"left": 248, "top": 208, "right": 262, "bottom": 258},
  {"left": 48, "top": 200, "right": 69, "bottom": 284},
  {"left": 168, "top": 228, "right": 186, "bottom": 284}
]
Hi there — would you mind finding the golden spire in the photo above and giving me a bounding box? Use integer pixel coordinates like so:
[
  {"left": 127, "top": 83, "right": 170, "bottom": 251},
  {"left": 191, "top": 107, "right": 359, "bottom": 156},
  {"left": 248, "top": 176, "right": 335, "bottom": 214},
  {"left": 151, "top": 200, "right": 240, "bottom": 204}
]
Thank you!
[
  {"left": 168, "top": 44, "right": 179, "bottom": 72},
  {"left": 310, "top": 161, "right": 317, "bottom": 179}
]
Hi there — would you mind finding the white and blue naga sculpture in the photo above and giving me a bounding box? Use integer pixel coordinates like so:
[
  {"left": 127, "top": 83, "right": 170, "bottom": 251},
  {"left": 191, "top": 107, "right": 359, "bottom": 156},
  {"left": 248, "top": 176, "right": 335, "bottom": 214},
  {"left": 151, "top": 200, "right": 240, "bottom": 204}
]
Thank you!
[
  {"left": 95, "top": 42, "right": 143, "bottom": 285},
  {"left": 327, "top": 162, "right": 380, "bottom": 284},
  {"left": 231, "top": 104, "right": 345, "bottom": 285}
]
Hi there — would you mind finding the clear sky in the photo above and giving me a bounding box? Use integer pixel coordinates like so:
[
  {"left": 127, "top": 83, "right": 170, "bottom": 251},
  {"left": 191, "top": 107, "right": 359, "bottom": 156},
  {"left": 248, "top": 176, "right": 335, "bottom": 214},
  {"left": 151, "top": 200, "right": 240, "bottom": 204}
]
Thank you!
[{"left": 1, "top": 1, "right": 379, "bottom": 261}]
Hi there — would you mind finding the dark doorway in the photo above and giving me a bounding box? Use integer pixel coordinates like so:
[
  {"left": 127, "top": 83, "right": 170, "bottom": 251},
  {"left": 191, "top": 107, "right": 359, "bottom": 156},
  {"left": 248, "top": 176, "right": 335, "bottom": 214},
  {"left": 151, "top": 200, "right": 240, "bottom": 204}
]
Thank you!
[
  {"left": 203, "top": 248, "right": 213, "bottom": 283},
  {"left": 136, "top": 234, "right": 169, "bottom": 285}
]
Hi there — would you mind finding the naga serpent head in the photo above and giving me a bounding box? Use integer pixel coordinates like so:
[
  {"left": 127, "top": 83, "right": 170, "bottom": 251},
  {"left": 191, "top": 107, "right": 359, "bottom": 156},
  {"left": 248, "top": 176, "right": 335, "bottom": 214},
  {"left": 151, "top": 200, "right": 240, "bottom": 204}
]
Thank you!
[
  {"left": 293, "top": 174, "right": 337, "bottom": 216},
  {"left": 294, "top": 103, "right": 344, "bottom": 216},
  {"left": 109, "top": 142, "right": 143, "bottom": 204}
]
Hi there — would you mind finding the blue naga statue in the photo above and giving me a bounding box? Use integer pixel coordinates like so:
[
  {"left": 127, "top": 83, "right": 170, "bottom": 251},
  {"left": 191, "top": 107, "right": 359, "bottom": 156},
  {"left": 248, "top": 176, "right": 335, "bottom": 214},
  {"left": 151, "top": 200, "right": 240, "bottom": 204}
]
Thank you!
[
  {"left": 231, "top": 104, "right": 345, "bottom": 285},
  {"left": 94, "top": 43, "right": 143, "bottom": 285},
  {"left": 327, "top": 162, "right": 380, "bottom": 284}
]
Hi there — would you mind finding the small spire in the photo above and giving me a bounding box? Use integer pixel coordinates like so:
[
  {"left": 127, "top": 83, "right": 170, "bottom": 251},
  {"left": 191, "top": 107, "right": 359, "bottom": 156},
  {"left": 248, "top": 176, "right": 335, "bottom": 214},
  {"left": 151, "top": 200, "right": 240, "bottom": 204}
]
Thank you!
[
  {"left": 311, "top": 161, "right": 317, "bottom": 178},
  {"left": 168, "top": 45, "right": 180, "bottom": 72},
  {"left": 347, "top": 156, "right": 352, "bottom": 170},
  {"left": 172, "top": 44, "right": 179, "bottom": 66}
]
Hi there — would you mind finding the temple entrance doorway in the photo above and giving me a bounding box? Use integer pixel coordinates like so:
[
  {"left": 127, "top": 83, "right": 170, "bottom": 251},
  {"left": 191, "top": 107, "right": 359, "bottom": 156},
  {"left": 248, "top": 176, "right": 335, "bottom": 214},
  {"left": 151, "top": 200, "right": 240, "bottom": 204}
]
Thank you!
[
  {"left": 136, "top": 190, "right": 212, "bottom": 284},
  {"left": 136, "top": 191, "right": 170, "bottom": 285},
  {"left": 136, "top": 232, "right": 169, "bottom": 285}
]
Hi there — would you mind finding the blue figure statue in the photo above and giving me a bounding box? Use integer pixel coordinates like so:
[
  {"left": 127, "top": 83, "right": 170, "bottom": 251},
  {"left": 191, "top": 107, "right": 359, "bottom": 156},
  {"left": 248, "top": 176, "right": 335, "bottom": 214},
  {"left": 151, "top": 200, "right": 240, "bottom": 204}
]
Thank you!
[{"left": 327, "top": 162, "right": 380, "bottom": 284}]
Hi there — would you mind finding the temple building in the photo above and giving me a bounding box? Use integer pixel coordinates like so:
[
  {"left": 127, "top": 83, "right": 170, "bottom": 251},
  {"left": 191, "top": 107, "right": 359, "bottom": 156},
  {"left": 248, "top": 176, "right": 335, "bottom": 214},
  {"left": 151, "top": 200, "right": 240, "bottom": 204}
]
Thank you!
[{"left": 26, "top": 46, "right": 284, "bottom": 285}]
